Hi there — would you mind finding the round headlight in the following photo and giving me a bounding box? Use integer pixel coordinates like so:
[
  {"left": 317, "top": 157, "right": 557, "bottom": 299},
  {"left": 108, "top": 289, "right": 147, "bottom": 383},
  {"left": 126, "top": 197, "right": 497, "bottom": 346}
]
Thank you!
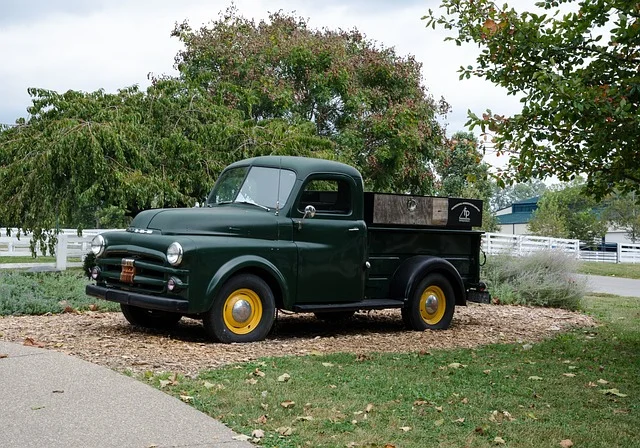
[
  {"left": 90, "top": 234, "right": 105, "bottom": 257},
  {"left": 167, "top": 242, "right": 183, "bottom": 266}
]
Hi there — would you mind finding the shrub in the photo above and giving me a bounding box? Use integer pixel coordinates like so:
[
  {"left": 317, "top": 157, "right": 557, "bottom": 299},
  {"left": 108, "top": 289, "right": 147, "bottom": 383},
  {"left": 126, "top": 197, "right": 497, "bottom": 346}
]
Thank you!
[
  {"left": 0, "top": 270, "right": 119, "bottom": 315},
  {"left": 482, "top": 250, "right": 585, "bottom": 310}
]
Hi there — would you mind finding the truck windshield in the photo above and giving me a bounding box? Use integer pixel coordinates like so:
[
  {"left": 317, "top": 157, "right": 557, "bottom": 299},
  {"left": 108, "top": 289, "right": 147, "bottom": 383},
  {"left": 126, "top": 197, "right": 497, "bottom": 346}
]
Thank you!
[{"left": 208, "top": 166, "right": 297, "bottom": 210}]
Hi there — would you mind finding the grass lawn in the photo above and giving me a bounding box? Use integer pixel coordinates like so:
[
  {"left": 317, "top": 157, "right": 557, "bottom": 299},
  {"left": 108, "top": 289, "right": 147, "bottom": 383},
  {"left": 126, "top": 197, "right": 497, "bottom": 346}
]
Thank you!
[
  {"left": 147, "top": 294, "right": 639, "bottom": 448},
  {"left": 578, "top": 261, "right": 640, "bottom": 279}
]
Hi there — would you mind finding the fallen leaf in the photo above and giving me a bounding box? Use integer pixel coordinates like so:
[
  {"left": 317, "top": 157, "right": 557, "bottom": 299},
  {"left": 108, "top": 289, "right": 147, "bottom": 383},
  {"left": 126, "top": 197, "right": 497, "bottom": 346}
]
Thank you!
[
  {"left": 599, "top": 388, "right": 627, "bottom": 397},
  {"left": 0, "top": 353, "right": 8, "bottom": 359},
  {"left": 568, "top": 365, "right": 577, "bottom": 370},
  {"left": 528, "top": 376, "right": 543, "bottom": 381},
  {"left": 351, "top": 419, "right": 358, "bottom": 424},
  {"left": 448, "top": 362, "right": 462, "bottom": 369},
  {"left": 276, "top": 426, "right": 294, "bottom": 436},
  {"left": 414, "top": 400, "right": 428, "bottom": 406},
  {"left": 169, "top": 372, "right": 179, "bottom": 385},
  {"left": 400, "top": 426, "right": 412, "bottom": 432},
  {"left": 494, "top": 436, "right": 506, "bottom": 444},
  {"left": 434, "top": 419, "right": 444, "bottom": 426},
  {"left": 563, "top": 373, "right": 576, "bottom": 377},
  {"left": 483, "top": 369, "right": 492, "bottom": 374},
  {"left": 454, "top": 418, "right": 465, "bottom": 423},
  {"left": 322, "top": 362, "right": 334, "bottom": 367},
  {"left": 232, "top": 434, "right": 251, "bottom": 441},
  {"left": 23, "top": 337, "right": 45, "bottom": 348},
  {"left": 597, "top": 378, "right": 609, "bottom": 385},
  {"left": 280, "top": 400, "right": 295, "bottom": 408},
  {"left": 559, "top": 440, "right": 573, "bottom": 448},
  {"left": 353, "top": 411, "right": 363, "bottom": 415},
  {"left": 179, "top": 395, "right": 193, "bottom": 403},
  {"left": 260, "top": 403, "right": 268, "bottom": 410},
  {"left": 88, "top": 304, "right": 99, "bottom": 311},
  {"left": 461, "top": 397, "right": 469, "bottom": 404},
  {"left": 329, "top": 384, "right": 337, "bottom": 389},
  {"left": 256, "top": 414, "right": 268, "bottom": 424},
  {"left": 527, "top": 412, "right": 537, "bottom": 420},
  {"left": 613, "top": 408, "right": 630, "bottom": 414},
  {"left": 435, "top": 406, "right": 443, "bottom": 412},
  {"left": 365, "top": 403, "right": 374, "bottom": 413},
  {"left": 384, "top": 444, "right": 396, "bottom": 448},
  {"left": 253, "top": 368, "right": 266, "bottom": 377},
  {"left": 296, "top": 415, "right": 314, "bottom": 421},
  {"left": 587, "top": 382, "right": 597, "bottom": 387},
  {"left": 277, "top": 373, "right": 291, "bottom": 382},
  {"left": 246, "top": 378, "right": 258, "bottom": 385},
  {"left": 159, "top": 380, "right": 171, "bottom": 389},
  {"left": 251, "top": 429, "right": 265, "bottom": 439},
  {"left": 522, "top": 343, "right": 533, "bottom": 350},
  {"left": 62, "top": 305, "right": 78, "bottom": 314}
]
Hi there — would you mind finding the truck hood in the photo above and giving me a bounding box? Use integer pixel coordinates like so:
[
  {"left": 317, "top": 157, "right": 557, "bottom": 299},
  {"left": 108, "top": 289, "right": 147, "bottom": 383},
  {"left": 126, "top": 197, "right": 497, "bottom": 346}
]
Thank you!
[{"left": 130, "top": 206, "right": 279, "bottom": 239}]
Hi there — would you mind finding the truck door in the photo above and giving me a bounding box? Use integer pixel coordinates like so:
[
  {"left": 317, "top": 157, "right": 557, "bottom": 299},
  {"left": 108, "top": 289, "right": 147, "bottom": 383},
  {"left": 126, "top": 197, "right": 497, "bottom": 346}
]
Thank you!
[{"left": 292, "top": 174, "right": 367, "bottom": 303}]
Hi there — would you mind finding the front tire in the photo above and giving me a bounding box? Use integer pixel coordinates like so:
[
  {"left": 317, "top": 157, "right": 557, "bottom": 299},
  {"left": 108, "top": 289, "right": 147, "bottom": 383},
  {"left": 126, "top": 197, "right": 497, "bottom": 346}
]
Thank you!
[
  {"left": 120, "top": 304, "right": 182, "bottom": 329},
  {"left": 401, "top": 273, "right": 455, "bottom": 330},
  {"left": 203, "top": 274, "right": 276, "bottom": 343}
]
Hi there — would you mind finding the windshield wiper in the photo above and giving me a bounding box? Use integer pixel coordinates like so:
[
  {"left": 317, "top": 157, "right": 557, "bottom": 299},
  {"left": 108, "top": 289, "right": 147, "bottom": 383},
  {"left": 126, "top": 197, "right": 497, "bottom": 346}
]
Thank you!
[{"left": 234, "top": 201, "right": 271, "bottom": 211}]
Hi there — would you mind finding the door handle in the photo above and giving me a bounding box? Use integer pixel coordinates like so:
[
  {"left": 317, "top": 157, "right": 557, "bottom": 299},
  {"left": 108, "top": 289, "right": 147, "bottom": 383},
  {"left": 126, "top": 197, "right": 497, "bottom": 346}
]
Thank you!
[{"left": 348, "top": 227, "right": 360, "bottom": 232}]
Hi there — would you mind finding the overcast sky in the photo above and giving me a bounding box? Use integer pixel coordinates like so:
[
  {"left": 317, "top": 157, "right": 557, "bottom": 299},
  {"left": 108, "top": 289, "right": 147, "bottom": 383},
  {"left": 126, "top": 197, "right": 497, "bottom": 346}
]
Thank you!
[{"left": 0, "top": 0, "right": 524, "bottom": 167}]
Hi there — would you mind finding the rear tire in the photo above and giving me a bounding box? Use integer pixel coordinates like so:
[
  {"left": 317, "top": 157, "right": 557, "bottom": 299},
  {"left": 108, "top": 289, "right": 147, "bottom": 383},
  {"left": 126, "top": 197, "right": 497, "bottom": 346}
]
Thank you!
[
  {"left": 314, "top": 310, "right": 356, "bottom": 322},
  {"left": 120, "top": 304, "right": 182, "bottom": 329},
  {"left": 203, "top": 274, "right": 276, "bottom": 343},
  {"left": 402, "top": 273, "right": 455, "bottom": 330}
]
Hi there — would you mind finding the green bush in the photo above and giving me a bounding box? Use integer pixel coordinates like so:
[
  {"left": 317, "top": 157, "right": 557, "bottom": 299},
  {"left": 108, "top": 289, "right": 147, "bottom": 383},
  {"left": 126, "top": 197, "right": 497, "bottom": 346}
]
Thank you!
[
  {"left": 0, "top": 270, "right": 119, "bottom": 315},
  {"left": 482, "top": 250, "right": 585, "bottom": 310}
]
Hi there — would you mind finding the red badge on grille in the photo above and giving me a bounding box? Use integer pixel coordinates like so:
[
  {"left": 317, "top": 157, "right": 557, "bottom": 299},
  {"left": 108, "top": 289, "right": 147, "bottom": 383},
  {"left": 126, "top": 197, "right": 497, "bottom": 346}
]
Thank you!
[{"left": 120, "top": 258, "right": 136, "bottom": 283}]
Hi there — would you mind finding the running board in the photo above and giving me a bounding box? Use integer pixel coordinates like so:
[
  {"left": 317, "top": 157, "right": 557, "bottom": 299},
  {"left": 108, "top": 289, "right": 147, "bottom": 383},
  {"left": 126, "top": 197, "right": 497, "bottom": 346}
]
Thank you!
[{"left": 293, "top": 299, "right": 404, "bottom": 313}]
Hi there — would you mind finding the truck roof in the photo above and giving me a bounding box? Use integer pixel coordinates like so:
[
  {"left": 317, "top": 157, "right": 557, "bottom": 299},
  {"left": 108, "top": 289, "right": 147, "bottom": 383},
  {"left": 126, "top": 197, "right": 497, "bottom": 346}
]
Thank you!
[{"left": 226, "top": 156, "right": 362, "bottom": 181}]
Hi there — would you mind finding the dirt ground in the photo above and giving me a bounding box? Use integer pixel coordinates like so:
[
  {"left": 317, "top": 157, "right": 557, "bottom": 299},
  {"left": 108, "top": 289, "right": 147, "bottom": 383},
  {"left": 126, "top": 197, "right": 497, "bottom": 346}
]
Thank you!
[{"left": 0, "top": 304, "right": 596, "bottom": 375}]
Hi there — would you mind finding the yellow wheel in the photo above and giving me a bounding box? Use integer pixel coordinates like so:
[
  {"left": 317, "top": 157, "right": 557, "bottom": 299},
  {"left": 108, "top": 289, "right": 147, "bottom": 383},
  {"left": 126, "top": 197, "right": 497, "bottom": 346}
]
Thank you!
[
  {"left": 204, "top": 273, "right": 275, "bottom": 343},
  {"left": 223, "top": 288, "right": 263, "bottom": 335},
  {"left": 419, "top": 285, "right": 447, "bottom": 325},
  {"left": 402, "top": 273, "right": 455, "bottom": 330}
]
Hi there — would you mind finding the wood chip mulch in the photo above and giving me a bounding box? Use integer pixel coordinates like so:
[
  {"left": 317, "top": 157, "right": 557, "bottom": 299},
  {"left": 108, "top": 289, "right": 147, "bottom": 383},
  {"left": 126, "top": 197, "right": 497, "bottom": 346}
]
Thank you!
[{"left": 0, "top": 304, "right": 596, "bottom": 376}]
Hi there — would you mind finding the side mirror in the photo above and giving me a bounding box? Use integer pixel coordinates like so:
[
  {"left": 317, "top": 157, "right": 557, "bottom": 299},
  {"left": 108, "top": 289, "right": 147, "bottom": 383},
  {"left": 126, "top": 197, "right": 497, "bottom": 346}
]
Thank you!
[
  {"left": 298, "top": 205, "right": 316, "bottom": 230},
  {"left": 303, "top": 205, "right": 316, "bottom": 219}
]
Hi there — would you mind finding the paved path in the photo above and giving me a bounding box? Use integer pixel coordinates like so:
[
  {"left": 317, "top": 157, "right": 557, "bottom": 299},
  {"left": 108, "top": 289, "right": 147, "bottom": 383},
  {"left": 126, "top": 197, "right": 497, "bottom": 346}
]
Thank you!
[
  {"left": 0, "top": 341, "right": 253, "bottom": 448},
  {"left": 579, "top": 274, "right": 640, "bottom": 298}
]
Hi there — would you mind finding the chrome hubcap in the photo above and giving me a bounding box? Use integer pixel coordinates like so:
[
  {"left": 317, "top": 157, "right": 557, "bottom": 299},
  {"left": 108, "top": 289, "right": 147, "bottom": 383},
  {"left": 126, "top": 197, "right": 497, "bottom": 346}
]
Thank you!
[
  {"left": 425, "top": 294, "right": 439, "bottom": 314},
  {"left": 232, "top": 299, "right": 252, "bottom": 323}
]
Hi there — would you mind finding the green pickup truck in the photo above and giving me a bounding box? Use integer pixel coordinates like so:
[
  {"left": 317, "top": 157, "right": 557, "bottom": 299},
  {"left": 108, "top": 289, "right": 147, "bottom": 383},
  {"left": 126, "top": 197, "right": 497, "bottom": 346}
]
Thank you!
[{"left": 86, "top": 156, "right": 489, "bottom": 343}]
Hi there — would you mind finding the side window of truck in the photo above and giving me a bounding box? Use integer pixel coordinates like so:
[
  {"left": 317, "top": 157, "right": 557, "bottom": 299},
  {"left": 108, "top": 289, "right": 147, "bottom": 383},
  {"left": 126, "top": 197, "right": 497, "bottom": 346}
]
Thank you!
[{"left": 299, "top": 178, "right": 352, "bottom": 215}]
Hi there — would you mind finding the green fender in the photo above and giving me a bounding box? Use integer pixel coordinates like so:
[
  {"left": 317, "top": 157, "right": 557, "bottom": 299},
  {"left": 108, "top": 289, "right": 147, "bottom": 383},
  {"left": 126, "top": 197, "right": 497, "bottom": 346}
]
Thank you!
[{"left": 205, "top": 255, "right": 290, "bottom": 310}]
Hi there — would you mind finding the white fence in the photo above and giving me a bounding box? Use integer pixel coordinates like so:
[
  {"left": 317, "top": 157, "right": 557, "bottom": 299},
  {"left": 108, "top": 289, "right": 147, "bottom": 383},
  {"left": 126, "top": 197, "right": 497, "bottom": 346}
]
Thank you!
[
  {"left": 0, "top": 228, "right": 108, "bottom": 270},
  {"left": 482, "top": 233, "right": 580, "bottom": 258},
  {"left": 482, "top": 232, "right": 640, "bottom": 264},
  {"left": 3, "top": 228, "right": 640, "bottom": 270}
]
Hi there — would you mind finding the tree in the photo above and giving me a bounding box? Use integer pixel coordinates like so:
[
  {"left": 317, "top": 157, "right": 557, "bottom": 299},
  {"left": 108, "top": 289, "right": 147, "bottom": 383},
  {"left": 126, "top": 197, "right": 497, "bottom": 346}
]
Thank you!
[
  {"left": 434, "top": 131, "right": 498, "bottom": 231},
  {"left": 173, "top": 8, "right": 449, "bottom": 194},
  {"left": 603, "top": 192, "right": 640, "bottom": 242},
  {"left": 528, "top": 181, "right": 607, "bottom": 242},
  {"left": 425, "top": 1, "right": 640, "bottom": 199},
  {"left": 490, "top": 180, "right": 547, "bottom": 211},
  {"left": 0, "top": 80, "right": 328, "bottom": 249},
  {"left": 1, "top": 9, "right": 451, "bottom": 250}
]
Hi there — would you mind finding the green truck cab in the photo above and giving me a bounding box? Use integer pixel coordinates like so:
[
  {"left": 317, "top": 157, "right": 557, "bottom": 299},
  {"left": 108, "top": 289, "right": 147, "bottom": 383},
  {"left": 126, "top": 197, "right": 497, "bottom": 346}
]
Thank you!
[{"left": 86, "top": 156, "right": 489, "bottom": 343}]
